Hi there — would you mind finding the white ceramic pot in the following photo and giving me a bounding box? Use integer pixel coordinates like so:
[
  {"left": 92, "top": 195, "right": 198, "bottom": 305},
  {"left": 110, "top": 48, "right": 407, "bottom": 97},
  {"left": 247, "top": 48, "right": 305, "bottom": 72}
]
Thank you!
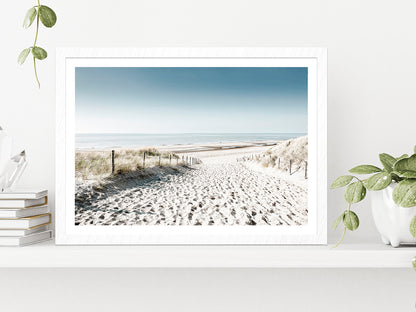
[{"left": 370, "top": 184, "right": 416, "bottom": 247}]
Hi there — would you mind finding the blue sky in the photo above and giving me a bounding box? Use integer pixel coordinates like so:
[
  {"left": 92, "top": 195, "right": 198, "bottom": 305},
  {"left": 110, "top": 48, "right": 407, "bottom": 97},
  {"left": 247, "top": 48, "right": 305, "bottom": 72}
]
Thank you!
[{"left": 75, "top": 67, "right": 308, "bottom": 133}]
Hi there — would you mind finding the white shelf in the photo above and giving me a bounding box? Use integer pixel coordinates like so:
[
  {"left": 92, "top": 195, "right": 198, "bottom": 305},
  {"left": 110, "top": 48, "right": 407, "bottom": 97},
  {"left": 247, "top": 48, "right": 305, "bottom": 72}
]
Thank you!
[{"left": 0, "top": 241, "right": 415, "bottom": 268}]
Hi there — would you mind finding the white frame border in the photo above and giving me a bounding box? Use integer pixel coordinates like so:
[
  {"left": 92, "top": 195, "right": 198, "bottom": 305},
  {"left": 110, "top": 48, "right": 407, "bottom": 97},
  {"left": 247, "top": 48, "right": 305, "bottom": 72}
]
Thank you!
[{"left": 56, "top": 48, "right": 327, "bottom": 245}]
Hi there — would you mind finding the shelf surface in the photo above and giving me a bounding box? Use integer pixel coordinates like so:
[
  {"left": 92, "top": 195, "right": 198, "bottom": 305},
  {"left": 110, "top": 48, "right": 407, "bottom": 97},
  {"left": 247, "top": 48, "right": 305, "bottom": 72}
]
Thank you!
[{"left": 0, "top": 241, "right": 415, "bottom": 268}]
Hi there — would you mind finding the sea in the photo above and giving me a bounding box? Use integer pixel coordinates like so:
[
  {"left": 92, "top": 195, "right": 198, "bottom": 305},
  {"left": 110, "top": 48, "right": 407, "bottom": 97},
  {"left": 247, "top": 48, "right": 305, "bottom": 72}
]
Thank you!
[{"left": 75, "top": 133, "right": 306, "bottom": 149}]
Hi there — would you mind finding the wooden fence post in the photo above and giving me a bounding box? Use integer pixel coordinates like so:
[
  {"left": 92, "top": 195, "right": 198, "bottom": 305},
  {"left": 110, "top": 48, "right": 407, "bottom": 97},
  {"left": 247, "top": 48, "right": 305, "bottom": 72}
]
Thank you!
[
  {"left": 143, "top": 152, "right": 146, "bottom": 168},
  {"left": 169, "top": 154, "right": 172, "bottom": 165},
  {"left": 289, "top": 159, "right": 292, "bottom": 175},
  {"left": 305, "top": 161, "right": 308, "bottom": 179},
  {"left": 278, "top": 157, "right": 281, "bottom": 169},
  {"left": 111, "top": 150, "right": 115, "bottom": 174},
  {"left": 159, "top": 154, "right": 161, "bottom": 166}
]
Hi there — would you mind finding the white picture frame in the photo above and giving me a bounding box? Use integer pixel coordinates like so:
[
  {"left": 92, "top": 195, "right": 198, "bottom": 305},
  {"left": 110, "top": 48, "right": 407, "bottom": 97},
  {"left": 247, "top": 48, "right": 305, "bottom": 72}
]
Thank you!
[{"left": 56, "top": 47, "right": 327, "bottom": 245}]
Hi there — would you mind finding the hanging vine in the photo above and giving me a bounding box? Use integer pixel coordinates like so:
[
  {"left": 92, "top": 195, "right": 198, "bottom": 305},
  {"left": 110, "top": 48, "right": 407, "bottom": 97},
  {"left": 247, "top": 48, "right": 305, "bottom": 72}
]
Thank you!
[{"left": 18, "top": 1, "right": 57, "bottom": 88}]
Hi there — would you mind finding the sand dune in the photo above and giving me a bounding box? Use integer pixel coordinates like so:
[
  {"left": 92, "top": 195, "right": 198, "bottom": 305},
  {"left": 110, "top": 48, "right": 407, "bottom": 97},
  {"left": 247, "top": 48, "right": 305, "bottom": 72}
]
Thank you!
[{"left": 75, "top": 144, "right": 308, "bottom": 226}]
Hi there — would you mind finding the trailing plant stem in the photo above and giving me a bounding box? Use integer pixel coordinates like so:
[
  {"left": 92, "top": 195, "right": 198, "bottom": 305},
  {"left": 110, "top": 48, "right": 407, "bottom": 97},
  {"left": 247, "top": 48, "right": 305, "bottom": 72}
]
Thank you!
[
  {"left": 331, "top": 203, "right": 351, "bottom": 249},
  {"left": 331, "top": 226, "right": 346, "bottom": 249},
  {"left": 20, "top": 0, "right": 56, "bottom": 87},
  {"left": 33, "top": 0, "right": 41, "bottom": 88},
  {"left": 33, "top": 58, "right": 39, "bottom": 88}
]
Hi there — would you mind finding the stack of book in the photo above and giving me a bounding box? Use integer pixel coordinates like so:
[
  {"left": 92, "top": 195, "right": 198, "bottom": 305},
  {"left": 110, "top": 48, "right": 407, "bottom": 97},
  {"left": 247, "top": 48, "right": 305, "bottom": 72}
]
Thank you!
[{"left": 0, "top": 190, "right": 52, "bottom": 246}]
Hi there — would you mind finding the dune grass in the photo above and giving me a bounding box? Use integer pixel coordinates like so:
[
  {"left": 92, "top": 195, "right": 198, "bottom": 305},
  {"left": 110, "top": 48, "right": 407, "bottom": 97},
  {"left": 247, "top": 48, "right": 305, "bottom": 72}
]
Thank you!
[
  {"left": 75, "top": 148, "right": 180, "bottom": 180},
  {"left": 258, "top": 136, "right": 308, "bottom": 172}
]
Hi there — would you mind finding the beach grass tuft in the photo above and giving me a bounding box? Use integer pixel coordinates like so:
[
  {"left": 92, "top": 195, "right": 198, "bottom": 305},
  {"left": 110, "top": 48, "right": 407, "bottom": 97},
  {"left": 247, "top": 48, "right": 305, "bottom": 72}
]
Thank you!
[{"left": 76, "top": 148, "right": 181, "bottom": 180}]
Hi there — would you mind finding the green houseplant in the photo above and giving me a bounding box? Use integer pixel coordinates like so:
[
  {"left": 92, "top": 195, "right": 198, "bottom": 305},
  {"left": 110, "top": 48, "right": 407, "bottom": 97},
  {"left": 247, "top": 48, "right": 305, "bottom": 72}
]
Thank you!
[
  {"left": 18, "top": 1, "right": 57, "bottom": 88},
  {"left": 331, "top": 145, "right": 416, "bottom": 247}
]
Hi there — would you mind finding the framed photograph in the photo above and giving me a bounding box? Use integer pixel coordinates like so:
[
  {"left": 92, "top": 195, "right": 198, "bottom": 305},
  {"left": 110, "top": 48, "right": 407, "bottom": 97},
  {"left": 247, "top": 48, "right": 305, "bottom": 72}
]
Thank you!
[{"left": 56, "top": 48, "right": 327, "bottom": 245}]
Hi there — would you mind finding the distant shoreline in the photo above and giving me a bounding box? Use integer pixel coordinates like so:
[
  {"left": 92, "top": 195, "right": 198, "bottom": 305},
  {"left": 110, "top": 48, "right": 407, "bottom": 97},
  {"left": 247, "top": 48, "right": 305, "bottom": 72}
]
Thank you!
[
  {"left": 75, "top": 133, "right": 306, "bottom": 150},
  {"left": 75, "top": 140, "right": 281, "bottom": 154}
]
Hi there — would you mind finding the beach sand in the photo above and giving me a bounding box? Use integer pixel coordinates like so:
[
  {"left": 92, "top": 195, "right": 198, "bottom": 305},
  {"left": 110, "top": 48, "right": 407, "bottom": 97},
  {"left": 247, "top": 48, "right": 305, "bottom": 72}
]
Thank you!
[{"left": 75, "top": 142, "right": 308, "bottom": 226}]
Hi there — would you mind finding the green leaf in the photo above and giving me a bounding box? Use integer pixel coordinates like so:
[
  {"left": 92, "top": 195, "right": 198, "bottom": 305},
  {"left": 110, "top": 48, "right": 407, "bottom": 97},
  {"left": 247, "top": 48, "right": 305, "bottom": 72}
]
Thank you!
[
  {"left": 333, "top": 212, "right": 345, "bottom": 230},
  {"left": 397, "top": 154, "right": 409, "bottom": 161},
  {"left": 412, "top": 257, "right": 416, "bottom": 271},
  {"left": 393, "top": 154, "right": 416, "bottom": 179},
  {"left": 330, "top": 175, "right": 354, "bottom": 189},
  {"left": 392, "top": 179, "right": 416, "bottom": 208},
  {"left": 393, "top": 170, "right": 416, "bottom": 179},
  {"left": 31, "top": 47, "right": 47, "bottom": 60},
  {"left": 17, "top": 48, "right": 31, "bottom": 65},
  {"left": 379, "top": 153, "right": 396, "bottom": 172},
  {"left": 39, "top": 5, "right": 57, "bottom": 28},
  {"left": 23, "top": 7, "right": 37, "bottom": 28},
  {"left": 394, "top": 154, "right": 416, "bottom": 172},
  {"left": 343, "top": 211, "right": 359, "bottom": 231},
  {"left": 364, "top": 171, "right": 392, "bottom": 191},
  {"left": 410, "top": 215, "right": 416, "bottom": 238},
  {"left": 414, "top": 146, "right": 416, "bottom": 155},
  {"left": 390, "top": 172, "right": 403, "bottom": 183},
  {"left": 344, "top": 181, "right": 367, "bottom": 203},
  {"left": 349, "top": 165, "right": 382, "bottom": 174}
]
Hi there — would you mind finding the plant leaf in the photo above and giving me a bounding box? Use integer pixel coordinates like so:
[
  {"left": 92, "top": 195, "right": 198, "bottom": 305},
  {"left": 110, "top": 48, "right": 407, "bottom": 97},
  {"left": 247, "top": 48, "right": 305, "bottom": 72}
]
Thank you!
[
  {"left": 414, "top": 146, "right": 416, "bottom": 155},
  {"left": 393, "top": 170, "right": 416, "bottom": 179},
  {"left": 343, "top": 211, "right": 359, "bottom": 231},
  {"left": 410, "top": 215, "right": 416, "bottom": 238},
  {"left": 397, "top": 154, "right": 409, "bottom": 161},
  {"left": 333, "top": 212, "right": 345, "bottom": 230},
  {"left": 394, "top": 154, "right": 416, "bottom": 171},
  {"left": 392, "top": 179, "right": 416, "bottom": 208},
  {"left": 349, "top": 165, "right": 382, "bottom": 174},
  {"left": 330, "top": 175, "right": 354, "bottom": 189},
  {"left": 17, "top": 48, "right": 31, "bottom": 65},
  {"left": 344, "top": 181, "right": 366, "bottom": 203},
  {"left": 390, "top": 172, "right": 403, "bottom": 183},
  {"left": 23, "top": 7, "right": 37, "bottom": 28},
  {"left": 412, "top": 257, "right": 416, "bottom": 271},
  {"left": 39, "top": 5, "right": 57, "bottom": 28},
  {"left": 393, "top": 154, "right": 416, "bottom": 179},
  {"left": 31, "top": 47, "right": 47, "bottom": 60},
  {"left": 364, "top": 171, "right": 392, "bottom": 191},
  {"left": 379, "top": 153, "right": 396, "bottom": 173}
]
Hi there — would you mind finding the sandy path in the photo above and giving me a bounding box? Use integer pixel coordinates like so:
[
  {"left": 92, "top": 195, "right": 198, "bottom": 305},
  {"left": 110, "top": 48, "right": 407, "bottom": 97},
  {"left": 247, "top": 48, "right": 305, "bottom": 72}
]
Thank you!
[{"left": 75, "top": 147, "right": 308, "bottom": 226}]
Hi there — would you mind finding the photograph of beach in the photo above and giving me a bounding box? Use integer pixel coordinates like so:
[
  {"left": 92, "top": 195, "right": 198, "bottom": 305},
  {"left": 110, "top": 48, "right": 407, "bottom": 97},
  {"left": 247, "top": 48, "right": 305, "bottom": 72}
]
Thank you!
[{"left": 75, "top": 67, "right": 308, "bottom": 226}]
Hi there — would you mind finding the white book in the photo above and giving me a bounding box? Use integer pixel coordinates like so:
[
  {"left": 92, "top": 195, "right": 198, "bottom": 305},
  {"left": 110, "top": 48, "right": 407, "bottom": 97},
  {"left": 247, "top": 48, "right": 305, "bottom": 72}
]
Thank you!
[
  {"left": 0, "top": 197, "right": 47, "bottom": 208},
  {"left": 0, "top": 213, "right": 51, "bottom": 229},
  {"left": 0, "top": 189, "right": 47, "bottom": 199},
  {"left": 0, "top": 205, "right": 49, "bottom": 218},
  {"left": 0, "top": 230, "right": 52, "bottom": 246},
  {"left": 0, "top": 225, "right": 48, "bottom": 237}
]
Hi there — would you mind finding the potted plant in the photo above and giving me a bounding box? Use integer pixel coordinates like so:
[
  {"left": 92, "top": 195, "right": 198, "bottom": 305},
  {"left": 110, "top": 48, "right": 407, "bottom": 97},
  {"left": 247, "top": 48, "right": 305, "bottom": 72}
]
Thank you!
[{"left": 331, "top": 145, "right": 416, "bottom": 247}]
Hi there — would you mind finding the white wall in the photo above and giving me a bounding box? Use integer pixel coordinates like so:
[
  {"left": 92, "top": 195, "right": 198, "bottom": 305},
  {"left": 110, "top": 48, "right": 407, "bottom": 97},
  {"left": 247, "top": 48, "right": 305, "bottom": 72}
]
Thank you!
[{"left": 1, "top": 0, "right": 416, "bottom": 311}]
